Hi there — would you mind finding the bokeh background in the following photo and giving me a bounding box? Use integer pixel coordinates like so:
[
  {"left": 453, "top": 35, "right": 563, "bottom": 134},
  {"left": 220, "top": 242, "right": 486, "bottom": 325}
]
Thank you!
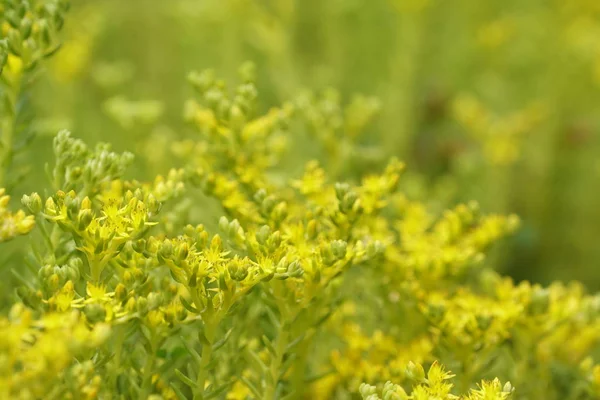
[{"left": 17, "top": 0, "right": 600, "bottom": 289}]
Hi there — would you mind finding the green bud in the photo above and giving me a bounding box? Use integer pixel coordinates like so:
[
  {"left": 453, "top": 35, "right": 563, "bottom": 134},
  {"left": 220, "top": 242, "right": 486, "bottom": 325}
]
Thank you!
[
  {"left": 256, "top": 225, "right": 271, "bottom": 245},
  {"left": 7, "top": 28, "right": 22, "bottom": 56},
  {"left": 275, "top": 257, "right": 289, "bottom": 275},
  {"left": 146, "top": 193, "right": 161, "bottom": 214},
  {"left": 340, "top": 191, "right": 358, "bottom": 213},
  {"left": 268, "top": 231, "right": 281, "bottom": 252},
  {"left": 19, "top": 18, "right": 32, "bottom": 39},
  {"left": 331, "top": 240, "right": 347, "bottom": 260},
  {"left": 405, "top": 361, "right": 425, "bottom": 383},
  {"left": 228, "top": 261, "right": 249, "bottom": 281},
  {"left": 306, "top": 220, "right": 318, "bottom": 240},
  {"left": 132, "top": 238, "right": 147, "bottom": 253},
  {"left": 334, "top": 182, "right": 350, "bottom": 201},
  {"left": 84, "top": 303, "right": 107, "bottom": 324},
  {"left": 158, "top": 239, "right": 173, "bottom": 260},
  {"left": 115, "top": 283, "right": 127, "bottom": 302},
  {"left": 359, "top": 383, "right": 377, "bottom": 397},
  {"left": 44, "top": 197, "right": 58, "bottom": 215},
  {"left": 219, "top": 216, "right": 229, "bottom": 233},
  {"left": 254, "top": 188, "right": 267, "bottom": 203},
  {"left": 147, "top": 292, "right": 163, "bottom": 310},
  {"left": 261, "top": 196, "right": 277, "bottom": 215},
  {"left": 137, "top": 297, "right": 149, "bottom": 317},
  {"left": 67, "top": 166, "right": 83, "bottom": 182},
  {"left": 125, "top": 297, "right": 136, "bottom": 313},
  {"left": 197, "top": 230, "right": 209, "bottom": 249},
  {"left": 366, "top": 241, "right": 385, "bottom": 259},
  {"left": 22, "top": 192, "right": 42, "bottom": 214},
  {"left": 272, "top": 202, "right": 288, "bottom": 222},
  {"left": 176, "top": 241, "right": 189, "bottom": 261},
  {"left": 38, "top": 19, "right": 52, "bottom": 48},
  {"left": 38, "top": 264, "right": 53, "bottom": 280},
  {"left": 210, "top": 234, "right": 222, "bottom": 250},
  {"left": 288, "top": 260, "right": 303, "bottom": 278},
  {"left": 184, "top": 224, "right": 196, "bottom": 238},
  {"left": 47, "top": 273, "right": 60, "bottom": 291},
  {"left": 77, "top": 209, "right": 94, "bottom": 231}
]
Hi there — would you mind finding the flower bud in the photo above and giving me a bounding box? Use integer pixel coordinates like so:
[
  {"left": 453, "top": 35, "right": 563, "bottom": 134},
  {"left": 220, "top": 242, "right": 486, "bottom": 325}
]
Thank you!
[
  {"left": 359, "top": 383, "right": 377, "bottom": 397},
  {"left": 219, "top": 216, "right": 229, "bottom": 233},
  {"left": 137, "top": 297, "right": 149, "bottom": 317},
  {"left": 288, "top": 260, "right": 303, "bottom": 278},
  {"left": 84, "top": 303, "right": 107, "bottom": 324},
  {"left": 47, "top": 273, "right": 60, "bottom": 291},
  {"left": 81, "top": 196, "right": 92, "bottom": 210},
  {"left": 21, "top": 193, "right": 42, "bottom": 214},
  {"left": 67, "top": 166, "right": 83, "bottom": 182},
  {"left": 125, "top": 297, "right": 137, "bottom": 313},
  {"left": 176, "top": 241, "right": 189, "bottom": 261},
  {"left": 306, "top": 220, "right": 318, "bottom": 240},
  {"left": 45, "top": 197, "right": 58, "bottom": 215},
  {"left": 268, "top": 231, "right": 281, "bottom": 252},
  {"left": 405, "top": 361, "right": 425, "bottom": 383},
  {"left": 334, "top": 182, "right": 350, "bottom": 202},
  {"left": 146, "top": 193, "right": 161, "bottom": 214},
  {"left": 256, "top": 225, "right": 271, "bottom": 245},
  {"left": 158, "top": 239, "right": 173, "bottom": 261},
  {"left": 77, "top": 209, "right": 94, "bottom": 231},
  {"left": 331, "top": 240, "right": 347, "bottom": 260},
  {"left": 115, "top": 283, "right": 127, "bottom": 302},
  {"left": 147, "top": 292, "right": 163, "bottom": 310},
  {"left": 210, "top": 234, "right": 222, "bottom": 250},
  {"left": 228, "top": 261, "right": 249, "bottom": 281},
  {"left": 132, "top": 238, "right": 147, "bottom": 253}
]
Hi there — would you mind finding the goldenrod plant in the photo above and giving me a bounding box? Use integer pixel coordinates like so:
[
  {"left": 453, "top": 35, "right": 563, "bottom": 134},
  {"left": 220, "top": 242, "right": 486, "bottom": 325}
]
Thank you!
[{"left": 1, "top": 1, "right": 600, "bottom": 400}]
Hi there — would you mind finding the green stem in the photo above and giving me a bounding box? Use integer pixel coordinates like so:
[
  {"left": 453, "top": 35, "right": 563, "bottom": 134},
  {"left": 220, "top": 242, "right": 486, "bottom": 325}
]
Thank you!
[
  {"left": 289, "top": 335, "right": 310, "bottom": 400},
  {"left": 193, "top": 323, "right": 216, "bottom": 400},
  {"left": 37, "top": 218, "right": 55, "bottom": 254},
  {"left": 264, "top": 327, "right": 289, "bottom": 400},
  {"left": 458, "top": 349, "right": 474, "bottom": 393},
  {"left": 0, "top": 70, "right": 22, "bottom": 188},
  {"left": 110, "top": 325, "right": 127, "bottom": 392},
  {"left": 140, "top": 334, "right": 159, "bottom": 399}
]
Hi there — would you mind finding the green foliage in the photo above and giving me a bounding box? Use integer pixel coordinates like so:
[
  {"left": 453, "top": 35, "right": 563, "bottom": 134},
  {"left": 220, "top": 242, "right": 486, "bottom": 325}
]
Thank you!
[{"left": 1, "top": 1, "right": 600, "bottom": 400}]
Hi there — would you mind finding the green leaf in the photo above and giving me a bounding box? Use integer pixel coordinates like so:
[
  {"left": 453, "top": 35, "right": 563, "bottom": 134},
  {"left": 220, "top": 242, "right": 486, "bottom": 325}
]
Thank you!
[
  {"left": 285, "top": 333, "right": 305, "bottom": 352},
  {"left": 180, "top": 295, "right": 200, "bottom": 314},
  {"left": 261, "top": 334, "right": 277, "bottom": 356},
  {"left": 244, "top": 347, "right": 268, "bottom": 374},
  {"left": 180, "top": 336, "right": 202, "bottom": 364},
  {"left": 170, "top": 382, "right": 188, "bottom": 400},
  {"left": 175, "top": 368, "right": 197, "bottom": 389},
  {"left": 211, "top": 328, "right": 233, "bottom": 351},
  {"left": 239, "top": 376, "right": 262, "bottom": 399},
  {"left": 204, "top": 381, "right": 232, "bottom": 399}
]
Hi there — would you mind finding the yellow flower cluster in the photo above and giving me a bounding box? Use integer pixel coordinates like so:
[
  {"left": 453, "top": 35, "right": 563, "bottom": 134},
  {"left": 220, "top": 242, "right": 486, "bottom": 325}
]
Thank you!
[
  {"left": 360, "top": 362, "right": 513, "bottom": 400},
  {"left": 2, "top": 51, "right": 600, "bottom": 399},
  {"left": 0, "top": 188, "right": 34, "bottom": 242},
  {"left": 0, "top": 304, "right": 109, "bottom": 400}
]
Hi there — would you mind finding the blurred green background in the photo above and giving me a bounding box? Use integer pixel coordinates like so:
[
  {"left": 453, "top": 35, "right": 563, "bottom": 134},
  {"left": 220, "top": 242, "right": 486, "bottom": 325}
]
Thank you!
[{"left": 18, "top": 0, "right": 600, "bottom": 289}]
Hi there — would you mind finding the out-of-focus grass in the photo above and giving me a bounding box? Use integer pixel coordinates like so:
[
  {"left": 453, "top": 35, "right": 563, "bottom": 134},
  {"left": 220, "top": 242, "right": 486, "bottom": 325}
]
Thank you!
[{"left": 26, "top": 0, "right": 600, "bottom": 289}]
